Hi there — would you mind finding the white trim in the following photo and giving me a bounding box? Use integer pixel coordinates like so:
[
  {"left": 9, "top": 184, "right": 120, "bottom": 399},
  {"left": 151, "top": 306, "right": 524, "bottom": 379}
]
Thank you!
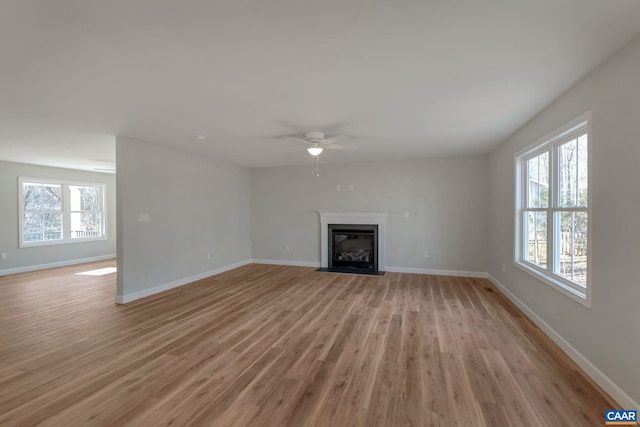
[
  {"left": 17, "top": 235, "right": 108, "bottom": 248},
  {"left": 0, "top": 254, "right": 116, "bottom": 276},
  {"left": 317, "top": 211, "right": 387, "bottom": 271},
  {"left": 514, "top": 260, "right": 589, "bottom": 307},
  {"left": 250, "top": 260, "right": 488, "bottom": 278},
  {"left": 514, "top": 112, "right": 592, "bottom": 159},
  {"left": 251, "top": 259, "right": 321, "bottom": 268},
  {"left": 116, "top": 259, "right": 252, "bottom": 304},
  {"left": 488, "top": 274, "right": 638, "bottom": 411},
  {"left": 386, "top": 266, "right": 488, "bottom": 278}
]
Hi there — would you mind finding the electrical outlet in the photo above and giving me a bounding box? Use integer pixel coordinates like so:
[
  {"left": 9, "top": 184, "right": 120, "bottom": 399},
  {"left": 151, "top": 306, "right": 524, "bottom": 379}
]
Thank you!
[
  {"left": 138, "top": 213, "right": 150, "bottom": 222},
  {"left": 207, "top": 252, "right": 211, "bottom": 261},
  {"left": 349, "top": 184, "right": 354, "bottom": 191},
  {"left": 404, "top": 211, "right": 409, "bottom": 218},
  {"left": 285, "top": 245, "right": 290, "bottom": 252},
  {"left": 1, "top": 252, "right": 6, "bottom": 260},
  {"left": 337, "top": 184, "right": 341, "bottom": 191},
  {"left": 424, "top": 251, "right": 429, "bottom": 258}
]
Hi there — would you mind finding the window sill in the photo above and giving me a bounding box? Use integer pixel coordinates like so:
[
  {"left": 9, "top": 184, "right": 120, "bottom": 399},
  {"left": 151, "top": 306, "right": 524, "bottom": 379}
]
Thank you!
[
  {"left": 20, "top": 236, "right": 108, "bottom": 248},
  {"left": 514, "top": 260, "right": 591, "bottom": 307}
]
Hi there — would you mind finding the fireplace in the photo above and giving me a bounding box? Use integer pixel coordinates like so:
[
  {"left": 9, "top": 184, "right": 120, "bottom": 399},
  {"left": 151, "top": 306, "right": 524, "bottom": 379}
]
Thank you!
[
  {"left": 328, "top": 224, "right": 378, "bottom": 273},
  {"left": 318, "top": 211, "right": 387, "bottom": 273}
]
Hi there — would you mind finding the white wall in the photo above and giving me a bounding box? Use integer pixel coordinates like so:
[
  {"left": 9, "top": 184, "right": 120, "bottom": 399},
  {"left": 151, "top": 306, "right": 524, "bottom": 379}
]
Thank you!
[
  {"left": 488, "top": 34, "right": 640, "bottom": 406},
  {"left": 116, "top": 137, "right": 251, "bottom": 301},
  {"left": 251, "top": 156, "right": 489, "bottom": 274},
  {"left": 0, "top": 161, "right": 116, "bottom": 274}
]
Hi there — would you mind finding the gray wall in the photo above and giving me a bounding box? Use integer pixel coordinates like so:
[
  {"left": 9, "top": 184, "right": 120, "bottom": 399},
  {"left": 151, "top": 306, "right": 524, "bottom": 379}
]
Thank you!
[
  {"left": 116, "top": 137, "right": 251, "bottom": 299},
  {"left": 0, "top": 160, "right": 116, "bottom": 273},
  {"left": 251, "top": 156, "right": 489, "bottom": 273},
  {"left": 489, "top": 34, "right": 640, "bottom": 403}
]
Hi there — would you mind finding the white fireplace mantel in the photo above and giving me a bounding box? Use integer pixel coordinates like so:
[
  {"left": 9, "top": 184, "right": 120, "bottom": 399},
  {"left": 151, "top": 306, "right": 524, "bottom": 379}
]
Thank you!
[{"left": 318, "top": 211, "right": 387, "bottom": 271}]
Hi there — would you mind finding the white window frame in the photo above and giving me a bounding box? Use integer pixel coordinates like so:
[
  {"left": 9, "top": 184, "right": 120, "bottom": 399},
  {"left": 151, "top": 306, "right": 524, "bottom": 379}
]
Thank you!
[
  {"left": 19, "top": 177, "right": 107, "bottom": 248},
  {"left": 514, "top": 112, "right": 592, "bottom": 307}
]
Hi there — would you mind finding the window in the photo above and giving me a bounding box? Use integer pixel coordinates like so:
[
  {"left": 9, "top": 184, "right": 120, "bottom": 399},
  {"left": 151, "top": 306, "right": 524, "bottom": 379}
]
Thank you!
[
  {"left": 19, "top": 178, "right": 106, "bottom": 247},
  {"left": 515, "top": 113, "right": 591, "bottom": 305}
]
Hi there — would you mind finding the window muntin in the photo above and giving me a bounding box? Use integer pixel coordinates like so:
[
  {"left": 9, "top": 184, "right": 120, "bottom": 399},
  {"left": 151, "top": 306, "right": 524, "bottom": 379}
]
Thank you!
[
  {"left": 19, "top": 178, "right": 106, "bottom": 247},
  {"left": 515, "top": 115, "right": 590, "bottom": 304}
]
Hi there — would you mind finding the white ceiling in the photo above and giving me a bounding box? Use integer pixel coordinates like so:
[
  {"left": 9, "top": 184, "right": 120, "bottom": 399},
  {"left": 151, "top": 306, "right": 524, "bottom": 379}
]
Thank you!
[{"left": 1, "top": 0, "right": 640, "bottom": 171}]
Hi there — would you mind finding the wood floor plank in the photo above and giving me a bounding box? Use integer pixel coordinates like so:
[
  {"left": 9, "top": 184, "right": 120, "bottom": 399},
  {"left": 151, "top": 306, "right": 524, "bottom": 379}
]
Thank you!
[
  {"left": 0, "top": 260, "right": 621, "bottom": 427},
  {"left": 334, "top": 306, "right": 388, "bottom": 415},
  {"left": 479, "top": 348, "right": 544, "bottom": 427},
  {"left": 363, "top": 360, "right": 401, "bottom": 427},
  {"left": 441, "top": 351, "right": 488, "bottom": 427}
]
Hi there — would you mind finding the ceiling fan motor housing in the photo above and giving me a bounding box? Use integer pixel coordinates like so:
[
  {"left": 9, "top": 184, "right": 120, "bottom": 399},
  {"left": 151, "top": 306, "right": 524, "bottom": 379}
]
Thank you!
[{"left": 304, "top": 131, "right": 325, "bottom": 142}]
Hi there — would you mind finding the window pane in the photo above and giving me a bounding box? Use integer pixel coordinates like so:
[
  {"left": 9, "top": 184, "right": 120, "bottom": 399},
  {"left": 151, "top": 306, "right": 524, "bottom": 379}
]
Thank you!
[
  {"left": 559, "top": 134, "right": 588, "bottom": 207},
  {"left": 526, "top": 152, "right": 549, "bottom": 208},
  {"left": 555, "top": 211, "right": 587, "bottom": 286},
  {"left": 41, "top": 184, "right": 62, "bottom": 211},
  {"left": 524, "top": 211, "right": 547, "bottom": 267},
  {"left": 23, "top": 184, "right": 42, "bottom": 211},
  {"left": 23, "top": 212, "right": 62, "bottom": 242},
  {"left": 43, "top": 213, "right": 62, "bottom": 240},
  {"left": 23, "top": 212, "right": 43, "bottom": 242},
  {"left": 70, "top": 212, "right": 102, "bottom": 239},
  {"left": 70, "top": 185, "right": 101, "bottom": 211}
]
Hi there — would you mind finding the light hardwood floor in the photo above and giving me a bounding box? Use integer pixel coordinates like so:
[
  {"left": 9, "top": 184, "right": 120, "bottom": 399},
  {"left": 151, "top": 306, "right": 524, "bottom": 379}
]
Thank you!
[{"left": 0, "top": 261, "right": 617, "bottom": 426}]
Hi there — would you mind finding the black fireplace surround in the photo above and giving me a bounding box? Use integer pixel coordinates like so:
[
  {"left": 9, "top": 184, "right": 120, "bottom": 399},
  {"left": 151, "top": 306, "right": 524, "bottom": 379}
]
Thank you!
[{"left": 328, "top": 224, "right": 378, "bottom": 274}]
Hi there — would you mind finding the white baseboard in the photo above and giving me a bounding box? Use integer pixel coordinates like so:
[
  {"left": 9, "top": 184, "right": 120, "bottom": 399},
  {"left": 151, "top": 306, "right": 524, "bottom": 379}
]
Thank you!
[
  {"left": 250, "top": 260, "right": 488, "bottom": 278},
  {"left": 251, "top": 259, "right": 321, "bottom": 268},
  {"left": 386, "top": 266, "right": 488, "bottom": 278},
  {"left": 0, "top": 254, "right": 116, "bottom": 276},
  {"left": 116, "top": 259, "right": 252, "bottom": 304},
  {"left": 488, "top": 274, "right": 639, "bottom": 410}
]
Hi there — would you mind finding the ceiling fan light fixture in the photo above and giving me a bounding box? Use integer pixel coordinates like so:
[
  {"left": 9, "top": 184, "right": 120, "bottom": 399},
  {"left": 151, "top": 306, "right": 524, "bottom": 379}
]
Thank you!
[{"left": 307, "top": 146, "right": 323, "bottom": 156}]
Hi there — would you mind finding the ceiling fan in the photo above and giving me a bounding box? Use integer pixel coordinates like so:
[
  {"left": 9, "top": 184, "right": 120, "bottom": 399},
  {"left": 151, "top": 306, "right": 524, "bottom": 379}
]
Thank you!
[
  {"left": 282, "top": 131, "right": 353, "bottom": 177},
  {"left": 283, "top": 131, "right": 352, "bottom": 156}
]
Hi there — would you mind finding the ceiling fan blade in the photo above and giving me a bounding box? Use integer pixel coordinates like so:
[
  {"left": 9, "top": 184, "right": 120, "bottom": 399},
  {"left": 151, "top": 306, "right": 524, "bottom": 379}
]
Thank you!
[
  {"left": 282, "top": 136, "right": 310, "bottom": 145},
  {"left": 325, "top": 144, "right": 355, "bottom": 151},
  {"left": 322, "top": 135, "right": 349, "bottom": 145}
]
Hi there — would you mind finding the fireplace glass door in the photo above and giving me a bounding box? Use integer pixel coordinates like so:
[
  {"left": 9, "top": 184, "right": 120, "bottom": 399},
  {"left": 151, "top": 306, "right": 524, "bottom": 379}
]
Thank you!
[{"left": 329, "top": 224, "right": 378, "bottom": 271}]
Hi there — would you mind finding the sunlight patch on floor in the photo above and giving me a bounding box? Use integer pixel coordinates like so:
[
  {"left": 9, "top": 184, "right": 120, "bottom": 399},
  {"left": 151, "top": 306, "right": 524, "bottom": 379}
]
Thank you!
[{"left": 75, "top": 267, "right": 117, "bottom": 276}]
